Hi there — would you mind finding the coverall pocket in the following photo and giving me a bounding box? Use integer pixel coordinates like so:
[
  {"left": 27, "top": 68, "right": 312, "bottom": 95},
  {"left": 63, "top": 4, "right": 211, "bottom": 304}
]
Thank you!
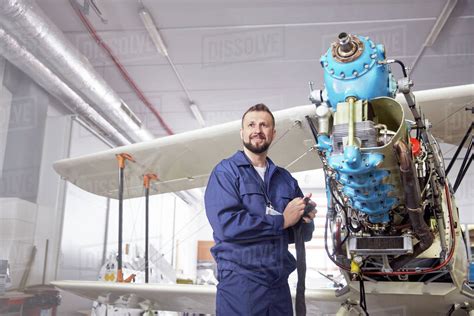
[
  {"left": 238, "top": 183, "right": 266, "bottom": 215},
  {"left": 239, "top": 183, "right": 263, "bottom": 196}
]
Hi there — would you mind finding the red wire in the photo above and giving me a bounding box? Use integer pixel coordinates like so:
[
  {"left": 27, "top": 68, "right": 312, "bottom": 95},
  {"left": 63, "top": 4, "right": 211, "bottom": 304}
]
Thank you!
[
  {"left": 71, "top": 4, "right": 174, "bottom": 136},
  {"left": 328, "top": 183, "right": 457, "bottom": 276},
  {"left": 364, "top": 183, "right": 456, "bottom": 276}
]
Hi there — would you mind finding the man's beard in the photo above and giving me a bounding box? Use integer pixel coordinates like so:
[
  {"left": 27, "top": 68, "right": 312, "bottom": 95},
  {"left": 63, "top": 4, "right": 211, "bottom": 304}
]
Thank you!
[{"left": 243, "top": 137, "right": 271, "bottom": 154}]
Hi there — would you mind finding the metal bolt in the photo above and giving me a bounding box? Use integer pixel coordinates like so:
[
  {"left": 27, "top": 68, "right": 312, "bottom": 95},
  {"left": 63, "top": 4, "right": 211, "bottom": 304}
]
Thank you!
[
  {"left": 364, "top": 64, "right": 369, "bottom": 69},
  {"left": 340, "top": 72, "right": 345, "bottom": 78},
  {"left": 353, "top": 70, "right": 358, "bottom": 76}
]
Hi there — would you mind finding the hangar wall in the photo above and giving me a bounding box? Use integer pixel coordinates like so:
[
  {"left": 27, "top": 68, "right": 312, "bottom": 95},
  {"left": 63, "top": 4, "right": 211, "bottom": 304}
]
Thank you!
[{"left": 0, "top": 55, "right": 71, "bottom": 291}]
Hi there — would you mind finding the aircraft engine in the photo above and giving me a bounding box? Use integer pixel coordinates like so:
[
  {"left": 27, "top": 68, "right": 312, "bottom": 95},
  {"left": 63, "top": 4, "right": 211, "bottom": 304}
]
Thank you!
[{"left": 310, "top": 33, "right": 460, "bottom": 279}]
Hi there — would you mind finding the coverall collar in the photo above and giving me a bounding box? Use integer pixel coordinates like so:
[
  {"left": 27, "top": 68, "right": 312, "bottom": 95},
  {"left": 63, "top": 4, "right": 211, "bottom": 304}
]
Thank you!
[{"left": 233, "top": 150, "right": 278, "bottom": 179}]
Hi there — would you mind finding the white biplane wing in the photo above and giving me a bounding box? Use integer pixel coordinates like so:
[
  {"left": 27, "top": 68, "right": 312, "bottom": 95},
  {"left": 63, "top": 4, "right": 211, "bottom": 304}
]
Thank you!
[
  {"left": 54, "top": 105, "right": 321, "bottom": 199},
  {"left": 53, "top": 84, "right": 473, "bottom": 200},
  {"left": 52, "top": 280, "right": 469, "bottom": 315}
]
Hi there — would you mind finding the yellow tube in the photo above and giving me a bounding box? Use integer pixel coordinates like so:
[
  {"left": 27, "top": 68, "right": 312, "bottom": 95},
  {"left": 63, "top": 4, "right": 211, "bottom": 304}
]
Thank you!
[{"left": 347, "top": 97, "right": 356, "bottom": 146}]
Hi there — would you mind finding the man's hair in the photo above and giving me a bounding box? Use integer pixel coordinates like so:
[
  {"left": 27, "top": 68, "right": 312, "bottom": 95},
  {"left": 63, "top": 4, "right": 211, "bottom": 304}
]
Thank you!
[{"left": 241, "top": 103, "right": 275, "bottom": 127}]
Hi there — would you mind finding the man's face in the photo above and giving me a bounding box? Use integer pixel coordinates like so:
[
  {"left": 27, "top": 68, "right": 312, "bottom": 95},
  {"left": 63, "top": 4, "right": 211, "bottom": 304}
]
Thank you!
[{"left": 240, "top": 111, "right": 276, "bottom": 154}]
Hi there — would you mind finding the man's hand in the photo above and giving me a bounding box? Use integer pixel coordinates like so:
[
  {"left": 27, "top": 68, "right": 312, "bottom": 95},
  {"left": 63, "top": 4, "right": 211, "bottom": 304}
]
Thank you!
[
  {"left": 282, "top": 197, "right": 305, "bottom": 229},
  {"left": 302, "top": 195, "right": 317, "bottom": 223},
  {"left": 283, "top": 193, "right": 316, "bottom": 229}
]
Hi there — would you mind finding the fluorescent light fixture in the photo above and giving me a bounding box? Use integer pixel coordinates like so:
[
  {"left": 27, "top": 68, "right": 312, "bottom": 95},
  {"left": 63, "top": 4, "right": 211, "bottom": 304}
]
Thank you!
[
  {"left": 190, "top": 103, "right": 206, "bottom": 127},
  {"left": 138, "top": 8, "right": 168, "bottom": 57}
]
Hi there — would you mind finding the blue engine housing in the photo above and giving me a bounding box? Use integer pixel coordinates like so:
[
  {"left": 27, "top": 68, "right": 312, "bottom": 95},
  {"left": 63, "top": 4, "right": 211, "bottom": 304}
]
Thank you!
[
  {"left": 319, "top": 34, "right": 399, "bottom": 224},
  {"left": 320, "top": 35, "right": 397, "bottom": 108}
]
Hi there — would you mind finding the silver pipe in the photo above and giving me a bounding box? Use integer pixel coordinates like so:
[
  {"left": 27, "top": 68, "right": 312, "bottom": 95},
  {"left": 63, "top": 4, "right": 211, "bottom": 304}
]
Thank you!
[
  {"left": 72, "top": 115, "right": 115, "bottom": 148},
  {"left": 0, "top": 0, "right": 203, "bottom": 204},
  {"left": 0, "top": 0, "right": 154, "bottom": 143},
  {"left": 0, "top": 28, "right": 130, "bottom": 146}
]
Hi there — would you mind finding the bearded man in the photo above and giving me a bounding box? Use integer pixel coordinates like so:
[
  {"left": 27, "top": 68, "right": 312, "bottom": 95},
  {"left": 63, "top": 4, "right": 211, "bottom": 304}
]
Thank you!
[{"left": 205, "top": 103, "right": 316, "bottom": 315}]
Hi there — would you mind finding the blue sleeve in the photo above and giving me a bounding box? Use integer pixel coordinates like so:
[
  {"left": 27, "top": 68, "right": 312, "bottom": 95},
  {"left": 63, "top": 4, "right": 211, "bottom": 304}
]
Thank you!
[
  {"left": 288, "top": 182, "right": 315, "bottom": 243},
  {"left": 205, "top": 169, "right": 284, "bottom": 243}
]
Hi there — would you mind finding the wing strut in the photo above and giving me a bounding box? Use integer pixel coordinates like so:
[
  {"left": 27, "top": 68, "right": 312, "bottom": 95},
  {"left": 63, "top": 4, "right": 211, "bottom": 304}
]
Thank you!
[
  {"left": 445, "top": 107, "right": 473, "bottom": 193},
  {"left": 143, "top": 173, "right": 158, "bottom": 283},
  {"left": 116, "top": 153, "right": 136, "bottom": 283}
]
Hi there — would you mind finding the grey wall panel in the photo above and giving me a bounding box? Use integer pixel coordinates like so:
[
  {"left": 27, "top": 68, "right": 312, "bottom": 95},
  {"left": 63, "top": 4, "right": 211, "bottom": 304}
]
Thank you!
[{"left": 0, "top": 62, "right": 49, "bottom": 203}]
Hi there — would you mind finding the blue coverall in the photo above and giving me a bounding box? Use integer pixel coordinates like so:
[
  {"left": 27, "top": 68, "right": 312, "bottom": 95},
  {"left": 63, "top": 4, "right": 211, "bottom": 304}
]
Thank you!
[{"left": 205, "top": 150, "right": 314, "bottom": 315}]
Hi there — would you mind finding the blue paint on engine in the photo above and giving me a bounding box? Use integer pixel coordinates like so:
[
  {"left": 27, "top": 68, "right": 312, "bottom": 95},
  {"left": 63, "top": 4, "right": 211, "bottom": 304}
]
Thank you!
[
  {"left": 320, "top": 35, "right": 397, "bottom": 108},
  {"left": 317, "top": 135, "right": 332, "bottom": 153},
  {"left": 318, "top": 33, "right": 400, "bottom": 224},
  {"left": 327, "top": 146, "right": 396, "bottom": 223}
]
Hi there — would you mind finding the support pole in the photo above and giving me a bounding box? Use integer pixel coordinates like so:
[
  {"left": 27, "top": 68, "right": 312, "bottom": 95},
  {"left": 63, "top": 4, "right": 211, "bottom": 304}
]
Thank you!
[
  {"left": 115, "top": 153, "right": 135, "bottom": 283},
  {"left": 143, "top": 173, "right": 158, "bottom": 283}
]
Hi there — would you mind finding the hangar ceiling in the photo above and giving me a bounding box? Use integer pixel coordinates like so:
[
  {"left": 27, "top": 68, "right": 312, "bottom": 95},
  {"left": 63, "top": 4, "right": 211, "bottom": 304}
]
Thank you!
[{"left": 26, "top": 0, "right": 474, "bottom": 140}]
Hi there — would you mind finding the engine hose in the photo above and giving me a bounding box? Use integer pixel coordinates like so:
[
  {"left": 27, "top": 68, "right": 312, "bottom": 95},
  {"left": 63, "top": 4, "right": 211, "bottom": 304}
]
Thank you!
[
  {"left": 390, "top": 140, "right": 434, "bottom": 271},
  {"left": 324, "top": 205, "right": 351, "bottom": 272},
  {"left": 365, "top": 183, "right": 456, "bottom": 276},
  {"left": 387, "top": 59, "right": 408, "bottom": 78}
]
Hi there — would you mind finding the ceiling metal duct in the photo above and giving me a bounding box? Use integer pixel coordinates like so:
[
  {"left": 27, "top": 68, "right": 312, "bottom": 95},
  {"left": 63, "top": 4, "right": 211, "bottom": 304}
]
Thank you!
[
  {"left": 0, "top": 0, "right": 154, "bottom": 143},
  {"left": 0, "top": 28, "right": 131, "bottom": 146},
  {"left": 0, "top": 0, "right": 202, "bottom": 205}
]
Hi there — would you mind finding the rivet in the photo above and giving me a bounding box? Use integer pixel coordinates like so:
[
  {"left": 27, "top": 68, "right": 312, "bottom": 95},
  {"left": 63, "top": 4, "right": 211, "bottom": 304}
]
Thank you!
[
  {"left": 364, "top": 64, "right": 369, "bottom": 69},
  {"left": 371, "top": 53, "right": 377, "bottom": 59},
  {"left": 330, "top": 69, "right": 335, "bottom": 74},
  {"left": 353, "top": 70, "right": 358, "bottom": 76},
  {"left": 340, "top": 72, "right": 345, "bottom": 78}
]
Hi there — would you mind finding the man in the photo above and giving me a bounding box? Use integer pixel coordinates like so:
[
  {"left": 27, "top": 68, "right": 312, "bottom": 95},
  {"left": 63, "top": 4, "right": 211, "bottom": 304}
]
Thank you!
[{"left": 205, "top": 103, "right": 316, "bottom": 315}]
